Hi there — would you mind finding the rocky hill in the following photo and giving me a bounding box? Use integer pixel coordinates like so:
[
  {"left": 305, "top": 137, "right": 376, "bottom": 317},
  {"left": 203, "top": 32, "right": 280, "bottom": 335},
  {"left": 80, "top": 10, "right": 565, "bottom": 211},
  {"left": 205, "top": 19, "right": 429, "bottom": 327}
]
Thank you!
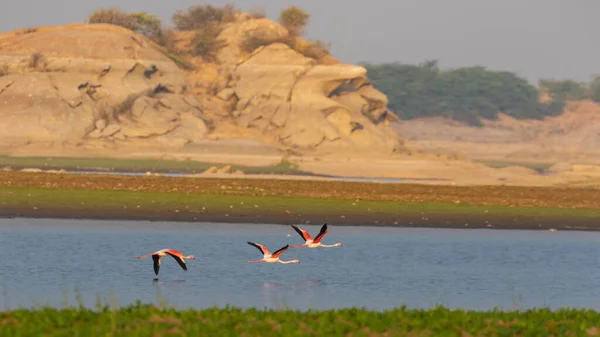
[{"left": 0, "top": 17, "right": 401, "bottom": 157}]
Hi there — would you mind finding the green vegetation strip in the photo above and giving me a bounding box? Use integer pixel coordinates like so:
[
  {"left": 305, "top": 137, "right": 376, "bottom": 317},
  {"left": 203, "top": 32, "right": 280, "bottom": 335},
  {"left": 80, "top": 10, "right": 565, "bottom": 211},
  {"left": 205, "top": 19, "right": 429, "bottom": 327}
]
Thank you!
[
  {"left": 2, "top": 185, "right": 600, "bottom": 220},
  {"left": 0, "top": 155, "right": 305, "bottom": 175},
  {"left": 2, "top": 303, "right": 600, "bottom": 336}
]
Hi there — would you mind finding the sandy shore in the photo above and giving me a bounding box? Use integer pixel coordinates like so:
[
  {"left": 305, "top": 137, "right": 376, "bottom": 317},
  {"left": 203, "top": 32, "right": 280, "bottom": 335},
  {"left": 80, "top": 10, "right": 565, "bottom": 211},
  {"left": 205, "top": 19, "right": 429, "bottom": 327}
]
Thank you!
[{"left": 4, "top": 141, "right": 600, "bottom": 187}]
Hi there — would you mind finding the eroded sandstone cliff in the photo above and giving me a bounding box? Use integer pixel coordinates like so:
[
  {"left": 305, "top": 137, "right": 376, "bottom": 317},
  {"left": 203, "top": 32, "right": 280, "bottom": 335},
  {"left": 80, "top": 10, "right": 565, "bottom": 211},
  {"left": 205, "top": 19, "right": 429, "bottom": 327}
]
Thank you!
[{"left": 0, "top": 19, "right": 401, "bottom": 155}]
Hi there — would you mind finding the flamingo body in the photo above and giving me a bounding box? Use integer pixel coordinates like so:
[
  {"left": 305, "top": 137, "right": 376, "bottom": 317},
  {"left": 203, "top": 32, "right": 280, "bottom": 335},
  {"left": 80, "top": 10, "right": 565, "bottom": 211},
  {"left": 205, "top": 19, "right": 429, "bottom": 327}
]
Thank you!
[
  {"left": 290, "top": 223, "right": 343, "bottom": 249},
  {"left": 137, "top": 249, "right": 195, "bottom": 275},
  {"left": 246, "top": 242, "right": 300, "bottom": 264}
]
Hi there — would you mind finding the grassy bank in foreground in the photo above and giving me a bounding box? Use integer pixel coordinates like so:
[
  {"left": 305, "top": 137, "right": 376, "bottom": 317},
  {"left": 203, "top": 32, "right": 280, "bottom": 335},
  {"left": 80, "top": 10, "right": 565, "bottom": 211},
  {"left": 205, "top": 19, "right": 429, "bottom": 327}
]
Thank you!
[
  {"left": 2, "top": 304, "right": 599, "bottom": 336},
  {"left": 2, "top": 184, "right": 600, "bottom": 230}
]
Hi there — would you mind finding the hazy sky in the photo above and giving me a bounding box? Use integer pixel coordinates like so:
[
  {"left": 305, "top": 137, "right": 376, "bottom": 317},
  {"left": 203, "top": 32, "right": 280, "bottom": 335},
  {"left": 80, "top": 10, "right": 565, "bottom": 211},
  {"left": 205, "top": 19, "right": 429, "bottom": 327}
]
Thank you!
[{"left": 1, "top": 0, "right": 598, "bottom": 83}]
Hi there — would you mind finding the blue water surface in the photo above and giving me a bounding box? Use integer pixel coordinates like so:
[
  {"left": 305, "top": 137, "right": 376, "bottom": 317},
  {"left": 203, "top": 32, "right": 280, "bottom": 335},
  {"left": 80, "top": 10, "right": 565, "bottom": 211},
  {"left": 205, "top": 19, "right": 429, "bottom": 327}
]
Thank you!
[{"left": 0, "top": 218, "right": 599, "bottom": 311}]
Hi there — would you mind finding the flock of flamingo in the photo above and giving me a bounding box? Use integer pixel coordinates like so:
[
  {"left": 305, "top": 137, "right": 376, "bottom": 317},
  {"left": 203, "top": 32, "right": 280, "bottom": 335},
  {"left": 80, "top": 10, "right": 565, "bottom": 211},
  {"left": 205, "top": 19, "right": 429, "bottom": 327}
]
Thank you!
[{"left": 137, "top": 223, "right": 343, "bottom": 276}]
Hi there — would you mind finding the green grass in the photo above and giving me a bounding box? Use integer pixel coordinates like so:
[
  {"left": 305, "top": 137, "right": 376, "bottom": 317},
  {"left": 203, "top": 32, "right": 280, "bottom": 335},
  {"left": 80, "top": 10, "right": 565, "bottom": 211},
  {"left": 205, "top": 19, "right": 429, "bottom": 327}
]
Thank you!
[
  {"left": 2, "top": 302, "right": 600, "bottom": 336},
  {"left": 0, "top": 155, "right": 305, "bottom": 175},
  {"left": 478, "top": 160, "right": 554, "bottom": 173},
  {"left": 2, "top": 185, "right": 600, "bottom": 221}
]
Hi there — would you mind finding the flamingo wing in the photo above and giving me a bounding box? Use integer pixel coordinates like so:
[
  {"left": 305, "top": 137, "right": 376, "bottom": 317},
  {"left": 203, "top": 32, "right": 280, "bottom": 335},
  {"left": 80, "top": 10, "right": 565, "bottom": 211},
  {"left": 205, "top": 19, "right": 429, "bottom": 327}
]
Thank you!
[
  {"left": 152, "top": 255, "right": 161, "bottom": 275},
  {"left": 312, "top": 223, "right": 328, "bottom": 243},
  {"left": 166, "top": 251, "right": 188, "bottom": 271},
  {"left": 247, "top": 242, "right": 271, "bottom": 256},
  {"left": 291, "top": 225, "right": 312, "bottom": 242},
  {"left": 165, "top": 249, "right": 182, "bottom": 256},
  {"left": 271, "top": 244, "right": 289, "bottom": 258}
]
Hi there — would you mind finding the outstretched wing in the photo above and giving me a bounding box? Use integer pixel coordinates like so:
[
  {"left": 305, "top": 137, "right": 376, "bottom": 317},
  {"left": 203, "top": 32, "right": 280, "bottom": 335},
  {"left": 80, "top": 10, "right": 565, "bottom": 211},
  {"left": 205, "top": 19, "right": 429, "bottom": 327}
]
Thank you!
[
  {"left": 271, "top": 244, "right": 289, "bottom": 258},
  {"left": 312, "top": 223, "right": 328, "bottom": 243},
  {"left": 247, "top": 242, "right": 271, "bottom": 256},
  {"left": 291, "top": 225, "right": 312, "bottom": 241},
  {"left": 152, "top": 255, "right": 161, "bottom": 275},
  {"left": 166, "top": 251, "right": 188, "bottom": 271}
]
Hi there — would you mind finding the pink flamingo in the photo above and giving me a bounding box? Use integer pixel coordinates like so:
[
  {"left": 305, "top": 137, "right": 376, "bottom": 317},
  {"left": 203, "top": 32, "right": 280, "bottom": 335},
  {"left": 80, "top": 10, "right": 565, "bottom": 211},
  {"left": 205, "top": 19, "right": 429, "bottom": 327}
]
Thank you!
[
  {"left": 290, "top": 223, "right": 343, "bottom": 249},
  {"left": 246, "top": 242, "right": 300, "bottom": 264},
  {"left": 137, "top": 249, "right": 195, "bottom": 276}
]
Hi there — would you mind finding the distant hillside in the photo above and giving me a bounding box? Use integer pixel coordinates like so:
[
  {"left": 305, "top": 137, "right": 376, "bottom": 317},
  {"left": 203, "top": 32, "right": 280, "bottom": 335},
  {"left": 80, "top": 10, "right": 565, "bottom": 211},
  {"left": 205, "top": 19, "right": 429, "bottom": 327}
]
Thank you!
[
  {"left": 393, "top": 99, "right": 600, "bottom": 167},
  {"left": 363, "top": 61, "right": 600, "bottom": 126}
]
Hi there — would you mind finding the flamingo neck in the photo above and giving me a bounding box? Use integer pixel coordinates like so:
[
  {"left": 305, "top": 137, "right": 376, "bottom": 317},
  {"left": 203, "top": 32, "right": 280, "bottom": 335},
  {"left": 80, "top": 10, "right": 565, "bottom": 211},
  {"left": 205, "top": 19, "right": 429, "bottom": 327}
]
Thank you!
[
  {"left": 278, "top": 260, "right": 299, "bottom": 264},
  {"left": 320, "top": 243, "right": 342, "bottom": 248}
]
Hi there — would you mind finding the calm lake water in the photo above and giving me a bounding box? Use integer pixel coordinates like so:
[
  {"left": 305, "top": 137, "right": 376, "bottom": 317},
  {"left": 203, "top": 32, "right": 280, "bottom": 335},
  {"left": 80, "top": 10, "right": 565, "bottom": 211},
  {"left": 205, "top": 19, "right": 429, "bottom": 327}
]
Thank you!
[{"left": 1, "top": 218, "right": 600, "bottom": 312}]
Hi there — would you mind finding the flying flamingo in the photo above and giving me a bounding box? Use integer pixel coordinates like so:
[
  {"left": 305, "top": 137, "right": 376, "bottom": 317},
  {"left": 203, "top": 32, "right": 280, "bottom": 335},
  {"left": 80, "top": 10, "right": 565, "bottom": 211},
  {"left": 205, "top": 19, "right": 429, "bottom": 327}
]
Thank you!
[
  {"left": 246, "top": 242, "right": 300, "bottom": 264},
  {"left": 290, "top": 223, "right": 343, "bottom": 248},
  {"left": 137, "top": 249, "right": 195, "bottom": 276}
]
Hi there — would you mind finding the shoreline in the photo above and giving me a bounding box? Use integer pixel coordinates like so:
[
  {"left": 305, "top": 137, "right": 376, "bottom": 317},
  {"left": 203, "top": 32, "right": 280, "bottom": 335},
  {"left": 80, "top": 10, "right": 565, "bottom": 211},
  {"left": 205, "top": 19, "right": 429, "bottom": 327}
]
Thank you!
[
  {"left": 4, "top": 152, "right": 600, "bottom": 188},
  {"left": 1, "top": 205, "right": 598, "bottom": 232},
  {"left": 1, "top": 171, "right": 600, "bottom": 232}
]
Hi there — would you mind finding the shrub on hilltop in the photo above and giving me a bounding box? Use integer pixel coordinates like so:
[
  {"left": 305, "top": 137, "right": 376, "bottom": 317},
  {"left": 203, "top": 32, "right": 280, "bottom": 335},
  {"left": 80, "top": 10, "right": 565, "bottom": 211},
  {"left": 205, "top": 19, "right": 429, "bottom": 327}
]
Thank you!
[
  {"left": 240, "top": 6, "right": 330, "bottom": 63},
  {"left": 279, "top": 6, "right": 310, "bottom": 37},
  {"left": 239, "top": 32, "right": 332, "bottom": 64},
  {"left": 86, "top": 4, "right": 332, "bottom": 65},
  {"left": 295, "top": 39, "right": 331, "bottom": 60},
  {"left": 129, "top": 12, "right": 162, "bottom": 41},
  {"left": 239, "top": 34, "right": 293, "bottom": 54},
  {"left": 88, "top": 8, "right": 138, "bottom": 31},
  {"left": 171, "top": 4, "right": 239, "bottom": 60},
  {"left": 171, "top": 4, "right": 235, "bottom": 31},
  {"left": 88, "top": 7, "right": 177, "bottom": 55},
  {"left": 88, "top": 5, "right": 231, "bottom": 61}
]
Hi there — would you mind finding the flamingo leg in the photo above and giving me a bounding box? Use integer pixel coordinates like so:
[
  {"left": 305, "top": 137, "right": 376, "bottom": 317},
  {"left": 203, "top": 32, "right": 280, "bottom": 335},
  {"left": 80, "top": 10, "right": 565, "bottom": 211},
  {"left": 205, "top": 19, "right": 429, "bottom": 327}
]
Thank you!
[
  {"left": 290, "top": 244, "right": 307, "bottom": 249},
  {"left": 246, "top": 259, "right": 266, "bottom": 263}
]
